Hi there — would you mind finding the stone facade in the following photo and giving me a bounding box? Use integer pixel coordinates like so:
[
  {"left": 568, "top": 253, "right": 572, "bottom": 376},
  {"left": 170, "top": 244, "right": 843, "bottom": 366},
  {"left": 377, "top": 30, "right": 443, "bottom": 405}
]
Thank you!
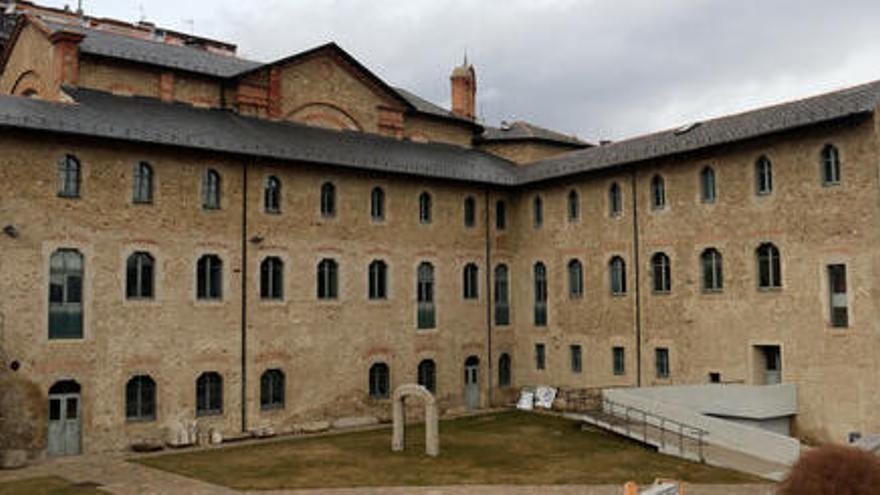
[{"left": 0, "top": 6, "right": 878, "bottom": 457}]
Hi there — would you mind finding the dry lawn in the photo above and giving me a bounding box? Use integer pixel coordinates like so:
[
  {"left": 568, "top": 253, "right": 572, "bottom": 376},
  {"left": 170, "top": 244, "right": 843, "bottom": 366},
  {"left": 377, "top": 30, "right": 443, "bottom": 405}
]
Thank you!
[
  {"left": 137, "top": 411, "right": 761, "bottom": 490},
  {"left": 0, "top": 476, "right": 105, "bottom": 495}
]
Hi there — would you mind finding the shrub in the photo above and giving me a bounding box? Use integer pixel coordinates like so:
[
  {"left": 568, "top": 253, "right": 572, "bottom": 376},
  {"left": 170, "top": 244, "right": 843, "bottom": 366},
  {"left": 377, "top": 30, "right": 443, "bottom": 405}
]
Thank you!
[{"left": 778, "top": 444, "right": 880, "bottom": 495}]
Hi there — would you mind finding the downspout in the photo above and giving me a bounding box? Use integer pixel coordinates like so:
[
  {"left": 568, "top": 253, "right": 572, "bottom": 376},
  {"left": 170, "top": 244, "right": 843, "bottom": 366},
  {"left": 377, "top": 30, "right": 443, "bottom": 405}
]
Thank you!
[
  {"left": 630, "top": 168, "right": 642, "bottom": 387},
  {"left": 484, "top": 187, "right": 494, "bottom": 406},
  {"left": 241, "top": 162, "right": 249, "bottom": 432}
]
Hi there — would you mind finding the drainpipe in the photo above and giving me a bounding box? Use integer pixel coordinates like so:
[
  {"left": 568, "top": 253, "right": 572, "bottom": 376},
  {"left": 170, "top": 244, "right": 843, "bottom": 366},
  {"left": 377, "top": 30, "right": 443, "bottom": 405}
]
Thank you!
[
  {"left": 630, "top": 168, "right": 642, "bottom": 387},
  {"left": 240, "top": 162, "right": 249, "bottom": 432},
  {"left": 484, "top": 187, "right": 493, "bottom": 406}
]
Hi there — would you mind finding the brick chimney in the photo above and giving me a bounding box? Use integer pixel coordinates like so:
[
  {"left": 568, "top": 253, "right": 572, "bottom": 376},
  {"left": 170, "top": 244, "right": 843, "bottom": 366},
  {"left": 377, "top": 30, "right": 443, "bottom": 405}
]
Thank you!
[{"left": 450, "top": 59, "right": 476, "bottom": 120}]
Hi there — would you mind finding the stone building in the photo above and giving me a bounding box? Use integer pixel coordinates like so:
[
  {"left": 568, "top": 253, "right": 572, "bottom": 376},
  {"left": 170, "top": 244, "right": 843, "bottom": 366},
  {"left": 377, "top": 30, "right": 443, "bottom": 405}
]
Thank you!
[{"left": 0, "top": 2, "right": 877, "bottom": 457}]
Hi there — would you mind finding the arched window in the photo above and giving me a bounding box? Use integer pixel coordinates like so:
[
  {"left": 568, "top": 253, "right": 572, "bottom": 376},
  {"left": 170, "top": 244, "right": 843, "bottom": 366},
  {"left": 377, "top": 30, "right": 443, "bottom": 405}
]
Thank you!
[
  {"left": 419, "top": 192, "right": 432, "bottom": 224},
  {"left": 651, "top": 252, "right": 671, "bottom": 293},
  {"left": 568, "top": 259, "right": 584, "bottom": 298},
  {"left": 567, "top": 190, "right": 579, "bottom": 222},
  {"left": 498, "top": 353, "right": 511, "bottom": 388},
  {"left": 320, "top": 182, "right": 336, "bottom": 217},
  {"left": 126, "top": 375, "right": 156, "bottom": 421},
  {"left": 317, "top": 258, "right": 338, "bottom": 299},
  {"left": 260, "top": 369, "right": 285, "bottom": 410},
  {"left": 533, "top": 196, "right": 543, "bottom": 228},
  {"left": 464, "top": 196, "right": 476, "bottom": 228},
  {"left": 57, "top": 154, "right": 81, "bottom": 198},
  {"left": 755, "top": 156, "right": 773, "bottom": 195},
  {"left": 821, "top": 144, "right": 841, "bottom": 185},
  {"left": 370, "top": 187, "right": 385, "bottom": 221},
  {"left": 609, "top": 256, "right": 626, "bottom": 295},
  {"left": 196, "top": 254, "right": 222, "bottom": 300},
  {"left": 49, "top": 248, "right": 83, "bottom": 339},
  {"left": 609, "top": 182, "right": 622, "bottom": 217},
  {"left": 260, "top": 256, "right": 284, "bottom": 300},
  {"left": 417, "top": 359, "right": 436, "bottom": 393},
  {"left": 196, "top": 372, "right": 222, "bottom": 416},
  {"left": 126, "top": 251, "right": 154, "bottom": 299},
  {"left": 495, "top": 200, "right": 507, "bottom": 230},
  {"left": 700, "top": 166, "right": 716, "bottom": 203},
  {"left": 651, "top": 175, "right": 666, "bottom": 209},
  {"left": 417, "top": 262, "right": 435, "bottom": 329},
  {"left": 369, "top": 362, "right": 389, "bottom": 398},
  {"left": 463, "top": 263, "right": 479, "bottom": 299},
  {"left": 534, "top": 262, "right": 547, "bottom": 326},
  {"left": 202, "top": 169, "right": 221, "bottom": 209},
  {"left": 133, "top": 162, "right": 153, "bottom": 204},
  {"left": 701, "top": 248, "right": 723, "bottom": 291},
  {"left": 264, "top": 176, "right": 281, "bottom": 213},
  {"left": 494, "top": 264, "right": 510, "bottom": 326},
  {"left": 757, "top": 243, "right": 782, "bottom": 289},
  {"left": 368, "top": 259, "right": 387, "bottom": 300}
]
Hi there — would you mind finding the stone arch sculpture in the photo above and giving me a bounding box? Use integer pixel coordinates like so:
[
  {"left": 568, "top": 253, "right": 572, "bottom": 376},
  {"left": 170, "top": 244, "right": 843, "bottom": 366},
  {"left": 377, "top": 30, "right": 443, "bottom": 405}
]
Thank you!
[{"left": 391, "top": 383, "right": 438, "bottom": 457}]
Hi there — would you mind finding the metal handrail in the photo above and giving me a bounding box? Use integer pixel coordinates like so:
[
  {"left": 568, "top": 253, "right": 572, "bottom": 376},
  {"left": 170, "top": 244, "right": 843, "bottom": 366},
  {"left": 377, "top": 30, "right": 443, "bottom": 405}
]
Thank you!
[{"left": 601, "top": 397, "right": 708, "bottom": 462}]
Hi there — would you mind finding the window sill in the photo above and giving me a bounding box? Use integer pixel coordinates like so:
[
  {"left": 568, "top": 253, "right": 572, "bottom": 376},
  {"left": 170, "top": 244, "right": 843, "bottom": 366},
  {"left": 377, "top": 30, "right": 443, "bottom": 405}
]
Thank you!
[
  {"left": 701, "top": 288, "right": 724, "bottom": 295},
  {"left": 195, "top": 411, "right": 223, "bottom": 418},
  {"left": 260, "top": 404, "right": 285, "bottom": 412},
  {"left": 610, "top": 292, "right": 627, "bottom": 298},
  {"left": 652, "top": 290, "right": 671, "bottom": 295},
  {"left": 194, "top": 299, "right": 225, "bottom": 306},
  {"left": 258, "top": 299, "right": 287, "bottom": 307},
  {"left": 757, "top": 287, "right": 783, "bottom": 293},
  {"left": 124, "top": 298, "right": 159, "bottom": 305},
  {"left": 47, "top": 336, "right": 86, "bottom": 342},
  {"left": 125, "top": 417, "right": 157, "bottom": 424}
]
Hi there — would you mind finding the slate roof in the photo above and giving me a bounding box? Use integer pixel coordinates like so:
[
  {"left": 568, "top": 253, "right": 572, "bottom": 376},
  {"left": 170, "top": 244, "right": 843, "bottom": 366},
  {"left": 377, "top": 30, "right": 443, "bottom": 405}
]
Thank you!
[
  {"left": 0, "top": 87, "right": 518, "bottom": 184},
  {"left": 393, "top": 86, "right": 478, "bottom": 127},
  {"left": 0, "top": 78, "right": 877, "bottom": 187},
  {"left": 44, "top": 21, "right": 262, "bottom": 78},
  {"left": 518, "top": 80, "right": 880, "bottom": 184},
  {"left": 481, "top": 120, "right": 589, "bottom": 147}
]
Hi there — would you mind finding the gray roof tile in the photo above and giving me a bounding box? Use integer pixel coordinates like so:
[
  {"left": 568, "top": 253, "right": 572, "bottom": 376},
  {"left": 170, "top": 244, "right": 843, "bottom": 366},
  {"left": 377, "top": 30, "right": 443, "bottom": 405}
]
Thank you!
[
  {"left": 0, "top": 79, "right": 877, "bottom": 187},
  {"left": 45, "top": 21, "right": 262, "bottom": 78},
  {"left": 519, "top": 80, "right": 880, "bottom": 184},
  {"left": 481, "top": 120, "right": 589, "bottom": 147},
  {"left": 0, "top": 87, "right": 518, "bottom": 185}
]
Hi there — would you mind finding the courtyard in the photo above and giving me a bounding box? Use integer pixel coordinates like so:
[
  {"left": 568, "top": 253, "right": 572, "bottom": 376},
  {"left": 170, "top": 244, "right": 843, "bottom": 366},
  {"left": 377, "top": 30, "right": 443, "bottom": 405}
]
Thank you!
[{"left": 133, "top": 411, "right": 759, "bottom": 490}]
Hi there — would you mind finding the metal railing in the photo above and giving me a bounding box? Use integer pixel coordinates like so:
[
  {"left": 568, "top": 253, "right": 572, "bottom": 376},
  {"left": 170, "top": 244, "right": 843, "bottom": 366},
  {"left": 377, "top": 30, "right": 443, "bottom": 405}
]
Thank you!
[{"left": 601, "top": 398, "right": 708, "bottom": 462}]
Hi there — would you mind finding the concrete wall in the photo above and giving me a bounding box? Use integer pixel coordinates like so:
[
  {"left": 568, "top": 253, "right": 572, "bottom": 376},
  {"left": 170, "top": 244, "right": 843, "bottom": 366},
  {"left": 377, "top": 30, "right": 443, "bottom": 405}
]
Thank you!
[
  {"left": 620, "top": 384, "right": 797, "bottom": 419},
  {"left": 605, "top": 388, "right": 801, "bottom": 465}
]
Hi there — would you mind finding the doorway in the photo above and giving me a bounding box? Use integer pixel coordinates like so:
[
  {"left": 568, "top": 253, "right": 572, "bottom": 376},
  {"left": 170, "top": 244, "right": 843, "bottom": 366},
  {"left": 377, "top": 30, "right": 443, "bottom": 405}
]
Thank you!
[
  {"left": 464, "top": 356, "right": 480, "bottom": 410},
  {"left": 48, "top": 380, "right": 81, "bottom": 456},
  {"left": 754, "top": 345, "right": 782, "bottom": 385}
]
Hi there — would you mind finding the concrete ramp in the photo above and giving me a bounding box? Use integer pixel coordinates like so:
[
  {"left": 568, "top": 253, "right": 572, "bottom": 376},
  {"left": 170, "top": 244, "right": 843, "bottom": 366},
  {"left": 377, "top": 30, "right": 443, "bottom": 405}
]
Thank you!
[{"left": 567, "top": 385, "right": 801, "bottom": 481}]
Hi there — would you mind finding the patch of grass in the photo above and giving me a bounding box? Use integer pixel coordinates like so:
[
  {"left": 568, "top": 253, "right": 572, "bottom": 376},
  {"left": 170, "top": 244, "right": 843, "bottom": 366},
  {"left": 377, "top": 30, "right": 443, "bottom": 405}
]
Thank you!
[
  {"left": 0, "top": 476, "right": 104, "bottom": 495},
  {"left": 137, "top": 411, "right": 762, "bottom": 489}
]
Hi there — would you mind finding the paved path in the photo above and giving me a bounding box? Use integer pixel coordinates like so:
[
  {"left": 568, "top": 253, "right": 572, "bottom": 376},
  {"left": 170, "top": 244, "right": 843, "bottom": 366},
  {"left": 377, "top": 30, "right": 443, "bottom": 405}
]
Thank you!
[{"left": 0, "top": 454, "right": 775, "bottom": 495}]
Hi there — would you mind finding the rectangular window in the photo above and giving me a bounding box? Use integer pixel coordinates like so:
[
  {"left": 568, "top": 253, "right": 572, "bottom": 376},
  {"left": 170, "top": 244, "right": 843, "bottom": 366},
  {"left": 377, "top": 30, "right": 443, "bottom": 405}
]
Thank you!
[
  {"left": 828, "top": 264, "right": 848, "bottom": 328},
  {"left": 570, "top": 345, "right": 582, "bottom": 373},
  {"left": 612, "top": 346, "right": 625, "bottom": 375},
  {"left": 709, "top": 372, "right": 721, "bottom": 383},
  {"left": 655, "top": 348, "right": 670, "bottom": 378},
  {"left": 535, "top": 344, "right": 546, "bottom": 370}
]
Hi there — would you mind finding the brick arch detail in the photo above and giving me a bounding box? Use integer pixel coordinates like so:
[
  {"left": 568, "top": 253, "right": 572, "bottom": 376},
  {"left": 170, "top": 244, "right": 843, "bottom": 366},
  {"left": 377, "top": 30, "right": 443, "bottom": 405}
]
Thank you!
[
  {"left": 286, "top": 101, "right": 363, "bottom": 131},
  {"left": 10, "top": 70, "right": 42, "bottom": 97}
]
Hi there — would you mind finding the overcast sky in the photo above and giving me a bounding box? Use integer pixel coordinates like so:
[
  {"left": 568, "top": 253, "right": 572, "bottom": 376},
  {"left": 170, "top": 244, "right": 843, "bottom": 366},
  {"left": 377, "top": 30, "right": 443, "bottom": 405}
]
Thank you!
[{"left": 39, "top": 0, "right": 880, "bottom": 141}]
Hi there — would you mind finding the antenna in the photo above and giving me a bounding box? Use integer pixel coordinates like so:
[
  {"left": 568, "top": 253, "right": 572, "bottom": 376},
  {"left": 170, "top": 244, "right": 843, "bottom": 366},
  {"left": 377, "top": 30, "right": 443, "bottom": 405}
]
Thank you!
[
  {"left": 138, "top": 4, "right": 146, "bottom": 23},
  {"left": 76, "top": 0, "right": 83, "bottom": 15},
  {"left": 183, "top": 18, "right": 195, "bottom": 34}
]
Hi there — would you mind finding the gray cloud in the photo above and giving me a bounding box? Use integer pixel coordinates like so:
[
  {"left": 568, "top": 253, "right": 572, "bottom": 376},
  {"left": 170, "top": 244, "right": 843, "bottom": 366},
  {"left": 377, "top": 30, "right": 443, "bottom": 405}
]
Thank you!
[{"left": 50, "top": 0, "right": 880, "bottom": 141}]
